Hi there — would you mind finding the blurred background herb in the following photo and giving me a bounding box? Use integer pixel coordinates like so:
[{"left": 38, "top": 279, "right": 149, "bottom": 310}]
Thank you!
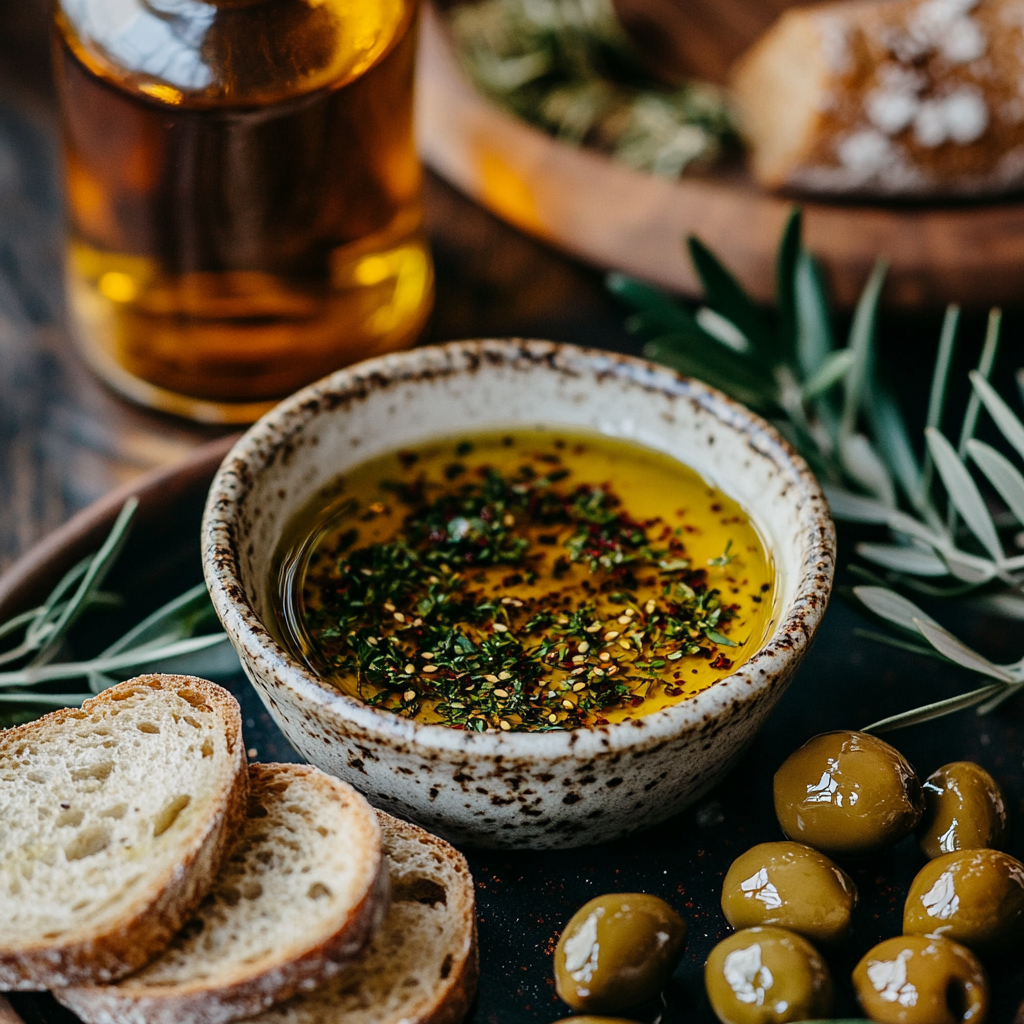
[
  {"left": 446, "top": 0, "right": 735, "bottom": 178},
  {"left": 610, "top": 209, "right": 1024, "bottom": 731},
  {"left": 0, "top": 498, "right": 238, "bottom": 727}
]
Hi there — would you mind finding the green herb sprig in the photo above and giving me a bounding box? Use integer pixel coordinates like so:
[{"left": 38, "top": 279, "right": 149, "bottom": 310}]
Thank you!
[
  {"left": 0, "top": 499, "right": 238, "bottom": 727},
  {"left": 447, "top": 0, "right": 735, "bottom": 178},
  {"left": 610, "top": 211, "right": 1024, "bottom": 732}
]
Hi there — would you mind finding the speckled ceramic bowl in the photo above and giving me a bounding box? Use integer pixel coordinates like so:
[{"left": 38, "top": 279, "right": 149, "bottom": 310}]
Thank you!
[{"left": 203, "top": 340, "right": 834, "bottom": 849}]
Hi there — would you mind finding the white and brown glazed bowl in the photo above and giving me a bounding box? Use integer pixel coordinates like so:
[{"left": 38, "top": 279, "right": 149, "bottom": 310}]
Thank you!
[{"left": 202, "top": 339, "right": 835, "bottom": 849}]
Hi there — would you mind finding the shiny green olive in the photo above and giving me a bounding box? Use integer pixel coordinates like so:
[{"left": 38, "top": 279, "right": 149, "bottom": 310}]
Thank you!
[
  {"left": 917, "top": 762, "right": 1008, "bottom": 859},
  {"left": 774, "top": 731, "right": 924, "bottom": 858},
  {"left": 554, "top": 893, "right": 686, "bottom": 1013},
  {"left": 721, "top": 841, "right": 857, "bottom": 945},
  {"left": 903, "top": 848, "right": 1024, "bottom": 955},
  {"left": 551, "top": 1019, "right": 641, "bottom": 1024},
  {"left": 705, "top": 926, "right": 832, "bottom": 1024},
  {"left": 853, "top": 934, "right": 988, "bottom": 1024}
]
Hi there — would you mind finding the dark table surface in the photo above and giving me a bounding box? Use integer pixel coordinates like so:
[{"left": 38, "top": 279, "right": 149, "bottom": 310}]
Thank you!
[{"left": 2, "top": 3, "right": 1024, "bottom": 1022}]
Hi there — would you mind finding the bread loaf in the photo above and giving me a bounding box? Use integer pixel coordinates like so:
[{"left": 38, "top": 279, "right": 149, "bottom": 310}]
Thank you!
[
  {"left": 732, "top": 0, "right": 1024, "bottom": 196},
  {"left": 56, "top": 764, "right": 388, "bottom": 1024},
  {"left": 0, "top": 676, "right": 247, "bottom": 990}
]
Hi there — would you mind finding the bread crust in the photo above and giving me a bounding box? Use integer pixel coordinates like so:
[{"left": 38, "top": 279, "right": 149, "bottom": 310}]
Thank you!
[
  {"left": 57, "top": 765, "right": 388, "bottom": 1024},
  {"left": 0, "top": 675, "right": 248, "bottom": 991}
]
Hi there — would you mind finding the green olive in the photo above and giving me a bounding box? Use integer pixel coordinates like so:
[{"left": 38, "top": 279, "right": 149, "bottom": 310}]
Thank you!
[
  {"left": 917, "top": 762, "right": 1008, "bottom": 859},
  {"left": 853, "top": 934, "right": 988, "bottom": 1024},
  {"left": 721, "top": 841, "right": 857, "bottom": 945},
  {"left": 554, "top": 893, "right": 686, "bottom": 1013},
  {"left": 551, "top": 1019, "right": 641, "bottom": 1024},
  {"left": 705, "top": 926, "right": 832, "bottom": 1024},
  {"left": 773, "top": 731, "right": 924, "bottom": 858},
  {"left": 903, "top": 848, "right": 1024, "bottom": 955}
]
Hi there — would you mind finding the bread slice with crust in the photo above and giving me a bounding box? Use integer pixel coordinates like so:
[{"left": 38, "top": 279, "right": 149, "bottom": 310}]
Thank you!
[
  {"left": 0, "top": 675, "right": 247, "bottom": 990},
  {"left": 240, "top": 810, "right": 478, "bottom": 1024},
  {"left": 57, "top": 764, "right": 388, "bottom": 1024}
]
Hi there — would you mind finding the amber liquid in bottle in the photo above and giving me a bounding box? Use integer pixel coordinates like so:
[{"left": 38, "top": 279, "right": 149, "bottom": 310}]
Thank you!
[{"left": 55, "top": 0, "right": 432, "bottom": 422}]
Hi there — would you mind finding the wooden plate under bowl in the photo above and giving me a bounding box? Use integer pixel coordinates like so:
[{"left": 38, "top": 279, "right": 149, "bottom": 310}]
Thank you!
[{"left": 415, "top": 3, "right": 1024, "bottom": 310}]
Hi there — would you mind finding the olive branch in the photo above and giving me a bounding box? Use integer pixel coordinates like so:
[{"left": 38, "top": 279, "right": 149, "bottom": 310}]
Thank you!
[{"left": 610, "top": 209, "right": 1024, "bottom": 732}]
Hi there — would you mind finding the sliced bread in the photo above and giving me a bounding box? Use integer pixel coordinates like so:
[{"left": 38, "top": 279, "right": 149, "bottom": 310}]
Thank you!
[
  {"left": 0, "top": 675, "right": 247, "bottom": 990},
  {"left": 240, "top": 810, "right": 478, "bottom": 1024},
  {"left": 57, "top": 763, "right": 388, "bottom": 1024}
]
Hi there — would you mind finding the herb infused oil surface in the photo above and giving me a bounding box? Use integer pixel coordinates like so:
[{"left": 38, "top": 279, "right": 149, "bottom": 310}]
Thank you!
[{"left": 274, "top": 430, "right": 777, "bottom": 732}]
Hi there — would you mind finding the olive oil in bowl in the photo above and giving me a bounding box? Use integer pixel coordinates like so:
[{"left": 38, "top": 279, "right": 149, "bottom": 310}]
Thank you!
[{"left": 274, "top": 429, "right": 776, "bottom": 733}]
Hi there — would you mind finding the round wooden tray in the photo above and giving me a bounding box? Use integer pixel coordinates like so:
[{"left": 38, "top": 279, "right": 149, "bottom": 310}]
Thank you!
[{"left": 415, "top": 3, "right": 1024, "bottom": 310}]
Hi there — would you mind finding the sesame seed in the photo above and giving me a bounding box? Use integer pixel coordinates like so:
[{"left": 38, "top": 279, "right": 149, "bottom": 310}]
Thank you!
[
  {"left": 624, "top": 608, "right": 636, "bottom": 617},
  {"left": 604, "top": 631, "right": 620, "bottom": 641},
  {"left": 585, "top": 622, "right": 602, "bottom": 633},
  {"left": 593, "top": 668, "right": 605, "bottom": 677},
  {"left": 493, "top": 623, "right": 509, "bottom": 633},
  {"left": 384, "top": 602, "right": 396, "bottom": 612},
  {"left": 423, "top": 664, "right": 439, "bottom": 673},
  {"left": 578, "top": 642, "right": 590, "bottom": 653},
  {"left": 366, "top": 637, "right": 378, "bottom": 646},
  {"left": 450, "top": 703, "right": 465, "bottom": 709},
  {"left": 557, "top": 616, "right": 570, "bottom": 625},
  {"left": 617, "top": 615, "right": 631, "bottom": 625},
  {"left": 498, "top": 671, "right": 511, "bottom": 680},
  {"left": 503, "top": 513, "right": 515, "bottom": 526},
  {"left": 571, "top": 667, "right": 587, "bottom": 676},
  {"left": 422, "top": 652, "right": 434, "bottom": 659},
  {"left": 599, "top": 652, "right": 611, "bottom": 662},
  {"left": 493, "top": 688, "right": 509, "bottom": 698},
  {"left": 572, "top": 681, "right": 587, "bottom": 692},
  {"left": 645, "top": 599, "right": 656, "bottom": 614},
  {"left": 484, "top": 674, "right": 499, "bottom": 683},
  {"left": 562, "top": 699, "right": 574, "bottom": 710},
  {"left": 360, "top": 568, "right": 373, "bottom": 576},
  {"left": 607, "top": 666, "right": 618, "bottom": 675},
  {"left": 428, "top": 576, "right": 440, "bottom": 584},
  {"left": 394, "top": 612, "right": 405, "bottom": 623},
  {"left": 404, "top": 664, "right": 415, "bottom": 674},
  {"left": 668, "top": 652, "right": 684, "bottom": 661},
  {"left": 412, "top": 617, "right": 423, "bottom": 626},
  {"left": 619, "top": 639, "right": 631, "bottom": 650},
  {"left": 572, "top": 655, "right": 585, "bottom": 665},
  {"left": 501, "top": 597, "right": 515, "bottom": 604},
  {"left": 499, "top": 720, "right": 512, "bottom": 731},
  {"left": 548, "top": 713, "right": 558, "bottom": 723},
  {"left": 403, "top": 690, "right": 416, "bottom": 701}
]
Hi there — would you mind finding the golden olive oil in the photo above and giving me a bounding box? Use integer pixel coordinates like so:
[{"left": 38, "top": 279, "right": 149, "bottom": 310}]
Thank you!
[
  {"left": 55, "top": 0, "right": 431, "bottom": 422},
  {"left": 274, "top": 429, "right": 776, "bottom": 730}
]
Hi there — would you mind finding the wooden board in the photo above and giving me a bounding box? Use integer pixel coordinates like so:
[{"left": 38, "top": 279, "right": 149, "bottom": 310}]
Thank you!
[{"left": 415, "top": 3, "right": 1024, "bottom": 310}]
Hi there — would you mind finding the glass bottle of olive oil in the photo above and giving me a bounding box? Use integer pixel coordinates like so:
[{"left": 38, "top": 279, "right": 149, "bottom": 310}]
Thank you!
[{"left": 54, "top": 0, "right": 433, "bottom": 423}]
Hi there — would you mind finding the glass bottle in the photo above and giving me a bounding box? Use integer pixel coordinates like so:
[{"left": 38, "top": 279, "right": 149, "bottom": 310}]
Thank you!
[{"left": 54, "top": 0, "right": 433, "bottom": 423}]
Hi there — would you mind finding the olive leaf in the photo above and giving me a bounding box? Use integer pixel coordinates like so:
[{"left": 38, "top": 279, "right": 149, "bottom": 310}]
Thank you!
[{"left": 610, "top": 211, "right": 1024, "bottom": 731}]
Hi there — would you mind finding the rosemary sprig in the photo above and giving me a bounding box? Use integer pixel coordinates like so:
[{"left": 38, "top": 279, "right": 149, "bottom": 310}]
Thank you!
[
  {"left": 0, "top": 500, "right": 238, "bottom": 727},
  {"left": 446, "top": 0, "right": 734, "bottom": 178},
  {"left": 610, "top": 212, "right": 1024, "bottom": 731}
]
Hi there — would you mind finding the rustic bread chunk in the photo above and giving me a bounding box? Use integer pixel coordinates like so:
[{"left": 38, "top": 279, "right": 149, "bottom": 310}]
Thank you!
[
  {"left": 57, "top": 764, "right": 388, "bottom": 1024},
  {"left": 0, "top": 675, "right": 247, "bottom": 990},
  {"left": 241, "top": 811, "right": 478, "bottom": 1024},
  {"left": 732, "top": 0, "right": 1024, "bottom": 196}
]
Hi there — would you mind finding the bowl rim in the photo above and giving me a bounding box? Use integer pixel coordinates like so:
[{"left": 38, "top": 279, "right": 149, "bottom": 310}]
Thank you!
[{"left": 202, "top": 339, "right": 835, "bottom": 758}]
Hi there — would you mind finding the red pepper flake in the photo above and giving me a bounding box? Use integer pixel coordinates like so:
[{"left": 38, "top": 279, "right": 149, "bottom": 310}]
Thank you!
[{"left": 709, "top": 653, "right": 733, "bottom": 670}]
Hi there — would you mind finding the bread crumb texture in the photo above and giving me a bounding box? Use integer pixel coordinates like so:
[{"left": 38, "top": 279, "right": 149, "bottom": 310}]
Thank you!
[
  {"left": 732, "top": 0, "right": 1024, "bottom": 195},
  {"left": 120, "top": 764, "right": 380, "bottom": 988},
  {"left": 244, "top": 814, "right": 477, "bottom": 1024},
  {"left": 0, "top": 681, "right": 236, "bottom": 947}
]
